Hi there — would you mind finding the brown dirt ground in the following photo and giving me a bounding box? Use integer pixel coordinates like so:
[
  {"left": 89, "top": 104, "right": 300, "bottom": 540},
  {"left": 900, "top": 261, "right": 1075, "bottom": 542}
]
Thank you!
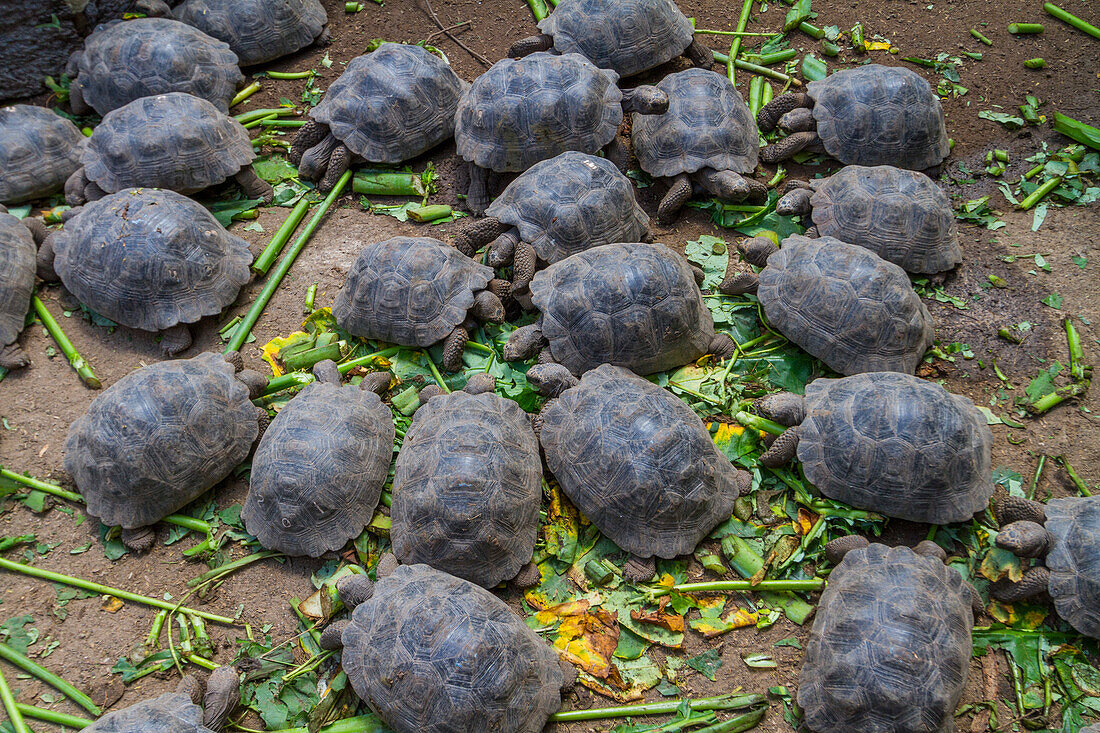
[{"left": 2, "top": 0, "right": 1099, "bottom": 731}]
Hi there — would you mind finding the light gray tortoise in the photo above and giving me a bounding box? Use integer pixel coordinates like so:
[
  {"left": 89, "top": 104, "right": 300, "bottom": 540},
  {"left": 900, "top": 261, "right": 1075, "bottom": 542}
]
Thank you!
[
  {"left": 242, "top": 360, "right": 394, "bottom": 558},
  {"left": 333, "top": 237, "right": 509, "bottom": 372},
  {"left": 755, "top": 372, "right": 993, "bottom": 524},
  {"left": 777, "top": 165, "right": 961, "bottom": 275},
  {"left": 38, "top": 188, "right": 253, "bottom": 355},
  {"left": 799, "top": 538, "right": 977, "bottom": 733},
  {"left": 454, "top": 52, "right": 668, "bottom": 214},
  {"left": 451, "top": 151, "right": 651, "bottom": 293},
  {"left": 391, "top": 374, "right": 542, "bottom": 589},
  {"left": 530, "top": 363, "right": 750, "bottom": 581},
  {"left": 320, "top": 562, "right": 571, "bottom": 733},
  {"left": 632, "top": 68, "right": 766, "bottom": 223},
  {"left": 65, "top": 351, "right": 267, "bottom": 550},
  {"left": 757, "top": 64, "right": 950, "bottom": 170},
  {"left": 290, "top": 43, "right": 464, "bottom": 192},
  {"left": 67, "top": 18, "right": 243, "bottom": 115},
  {"left": 507, "top": 0, "right": 712, "bottom": 77},
  {"left": 992, "top": 495, "right": 1100, "bottom": 639},
  {"left": 722, "top": 234, "right": 934, "bottom": 375},
  {"left": 65, "top": 93, "right": 272, "bottom": 206},
  {"left": 0, "top": 105, "right": 85, "bottom": 204},
  {"left": 0, "top": 206, "right": 47, "bottom": 370},
  {"left": 84, "top": 666, "right": 238, "bottom": 733}
]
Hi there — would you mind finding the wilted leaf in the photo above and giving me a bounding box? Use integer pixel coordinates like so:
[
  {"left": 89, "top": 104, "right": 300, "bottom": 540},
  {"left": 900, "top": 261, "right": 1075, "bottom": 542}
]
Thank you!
[
  {"left": 603, "top": 589, "right": 683, "bottom": 648},
  {"left": 979, "top": 544, "right": 1024, "bottom": 583},
  {"left": 987, "top": 600, "right": 1048, "bottom": 629},
  {"left": 741, "top": 652, "right": 777, "bottom": 669},
  {"left": 630, "top": 597, "right": 684, "bottom": 633},
  {"left": 529, "top": 597, "right": 619, "bottom": 679}
]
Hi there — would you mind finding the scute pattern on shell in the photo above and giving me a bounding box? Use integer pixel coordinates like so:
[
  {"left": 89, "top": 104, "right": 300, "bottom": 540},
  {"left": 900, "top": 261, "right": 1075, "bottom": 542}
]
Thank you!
[
  {"left": 455, "top": 53, "right": 623, "bottom": 172},
  {"left": 632, "top": 68, "right": 758, "bottom": 178},
  {"left": 539, "top": 365, "right": 745, "bottom": 557},
  {"left": 340, "top": 564, "right": 564, "bottom": 733},
  {"left": 73, "top": 18, "right": 243, "bottom": 114},
  {"left": 52, "top": 188, "right": 252, "bottom": 332},
  {"left": 65, "top": 352, "right": 258, "bottom": 529},
  {"left": 392, "top": 392, "right": 541, "bottom": 588},
  {"left": 243, "top": 382, "right": 395, "bottom": 557},
  {"left": 807, "top": 64, "right": 950, "bottom": 170},
  {"left": 172, "top": 0, "right": 327, "bottom": 66},
  {"left": 798, "top": 544, "right": 972, "bottom": 733},
  {"left": 0, "top": 105, "right": 85, "bottom": 203},
  {"left": 811, "top": 165, "right": 961, "bottom": 274},
  {"left": 485, "top": 152, "right": 650, "bottom": 264},
  {"left": 311, "top": 44, "right": 464, "bottom": 163},
  {"left": 83, "top": 692, "right": 210, "bottom": 733},
  {"left": 758, "top": 235, "right": 934, "bottom": 375},
  {"left": 537, "top": 0, "right": 694, "bottom": 77},
  {"left": 798, "top": 372, "right": 993, "bottom": 524},
  {"left": 1045, "top": 496, "right": 1100, "bottom": 639},
  {"left": 84, "top": 93, "right": 255, "bottom": 195},
  {"left": 334, "top": 237, "right": 493, "bottom": 347},
  {"left": 0, "top": 215, "right": 36, "bottom": 348},
  {"left": 530, "top": 243, "right": 714, "bottom": 376}
]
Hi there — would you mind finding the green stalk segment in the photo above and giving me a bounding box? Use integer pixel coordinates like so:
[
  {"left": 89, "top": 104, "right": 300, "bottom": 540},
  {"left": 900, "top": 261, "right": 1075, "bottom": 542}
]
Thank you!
[
  {"left": 801, "top": 54, "right": 827, "bottom": 81},
  {"left": 526, "top": 0, "right": 549, "bottom": 21},
  {"left": 1017, "top": 176, "right": 1062, "bottom": 210},
  {"left": 0, "top": 643, "right": 101, "bottom": 715},
  {"left": 1008, "top": 22, "right": 1044, "bottom": 34},
  {"left": 744, "top": 49, "right": 797, "bottom": 66},
  {"left": 252, "top": 198, "right": 312, "bottom": 274},
  {"left": 1066, "top": 318, "right": 1087, "bottom": 381},
  {"left": 0, "top": 664, "right": 30, "bottom": 733},
  {"left": 1028, "top": 381, "right": 1088, "bottom": 414},
  {"left": 851, "top": 23, "right": 866, "bottom": 52},
  {"left": 1052, "top": 112, "right": 1100, "bottom": 151},
  {"left": 712, "top": 52, "right": 800, "bottom": 85},
  {"left": 233, "top": 107, "right": 299, "bottom": 125},
  {"left": 670, "top": 578, "right": 824, "bottom": 594},
  {"left": 407, "top": 204, "right": 452, "bottom": 223},
  {"left": 260, "top": 346, "right": 402, "bottom": 396},
  {"left": 748, "top": 76, "right": 766, "bottom": 118},
  {"left": 303, "top": 282, "right": 318, "bottom": 314},
  {"left": 352, "top": 171, "right": 427, "bottom": 197},
  {"left": 549, "top": 694, "right": 767, "bottom": 722},
  {"left": 695, "top": 706, "right": 767, "bottom": 733},
  {"left": 727, "top": 0, "right": 755, "bottom": 83},
  {"left": 1043, "top": 3, "right": 1100, "bottom": 39},
  {"left": 694, "top": 30, "right": 777, "bottom": 37},
  {"left": 820, "top": 40, "right": 841, "bottom": 56},
  {"left": 798, "top": 21, "right": 825, "bottom": 39},
  {"left": 0, "top": 468, "right": 82, "bottom": 502},
  {"left": 264, "top": 70, "right": 313, "bottom": 80},
  {"left": 970, "top": 28, "right": 993, "bottom": 45},
  {"left": 241, "top": 113, "right": 278, "bottom": 130},
  {"left": 230, "top": 81, "right": 262, "bottom": 108},
  {"left": 17, "top": 703, "right": 91, "bottom": 729},
  {"left": 734, "top": 410, "right": 787, "bottom": 436},
  {"left": 1024, "top": 58, "right": 1046, "bottom": 68},
  {"left": 1056, "top": 455, "right": 1092, "bottom": 497},
  {"left": 260, "top": 119, "right": 306, "bottom": 128},
  {"left": 32, "top": 296, "right": 100, "bottom": 388}
]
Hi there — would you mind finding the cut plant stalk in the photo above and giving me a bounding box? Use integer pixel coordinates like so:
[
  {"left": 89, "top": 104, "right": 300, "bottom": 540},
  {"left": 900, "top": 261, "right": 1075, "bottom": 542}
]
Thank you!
[
  {"left": 1028, "top": 381, "right": 1088, "bottom": 414},
  {"left": 32, "top": 296, "right": 100, "bottom": 388},
  {"left": 252, "top": 198, "right": 312, "bottom": 274},
  {"left": 1028, "top": 455, "right": 1047, "bottom": 500},
  {"left": 748, "top": 76, "right": 766, "bottom": 118},
  {"left": 234, "top": 107, "right": 299, "bottom": 125},
  {"left": 407, "top": 204, "right": 453, "bottom": 223},
  {"left": 1008, "top": 22, "right": 1044, "bottom": 34},
  {"left": 549, "top": 694, "right": 767, "bottom": 722},
  {"left": 0, "top": 536, "right": 33, "bottom": 553},
  {"left": 263, "top": 70, "right": 314, "bottom": 80},
  {"left": 1055, "top": 455, "right": 1092, "bottom": 497},
  {"left": 0, "top": 467, "right": 81, "bottom": 502},
  {"left": 241, "top": 113, "right": 278, "bottom": 130},
  {"left": 1023, "top": 58, "right": 1046, "bottom": 69},
  {"left": 303, "top": 282, "right": 318, "bottom": 314},
  {"left": 851, "top": 22, "right": 866, "bottom": 53},
  {"left": 0, "top": 665, "right": 30, "bottom": 733},
  {"left": 526, "top": 0, "right": 549, "bottom": 21},
  {"left": 230, "top": 82, "right": 262, "bottom": 109},
  {"left": 16, "top": 704, "right": 90, "bottom": 729},
  {"left": 1052, "top": 112, "right": 1100, "bottom": 151},
  {"left": 1043, "top": 3, "right": 1100, "bottom": 40},
  {"left": 1017, "top": 175, "right": 1062, "bottom": 210},
  {"left": 352, "top": 170, "right": 429, "bottom": 197},
  {"left": 820, "top": 40, "right": 840, "bottom": 56},
  {"left": 345, "top": 1, "right": 363, "bottom": 10},
  {"left": 1066, "top": 318, "right": 1087, "bottom": 380},
  {"left": 260, "top": 119, "right": 306, "bottom": 128},
  {"left": 726, "top": 0, "right": 754, "bottom": 83},
  {"left": 970, "top": 28, "right": 993, "bottom": 45},
  {"left": 0, "top": 642, "right": 101, "bottom": 715},
  {"left": 694, "top": 29, "right": 777, "bottom": 37},
  {"left": 653, "top": 578, "right": 824, "bottom": 598},
  {"left": 798, "top": 21, "right": 825, "bottom": 39},
  {"left": 260, "top": 346, "right": 401, "bottom": 396},
  {"left": 734, "top": 410, "right": 787, "bottom": 436},
  {"left": 695, "top": 706, "right": 767, "bottom": 733},
  {"left": 712, "top": 51, "right": 801, "bottom": 85},
  {"left": 187, "top": 550, "right": 282, "bottom": 588},
  {"left": 744, "top": 49, "right": 798, "bottom": 66}
]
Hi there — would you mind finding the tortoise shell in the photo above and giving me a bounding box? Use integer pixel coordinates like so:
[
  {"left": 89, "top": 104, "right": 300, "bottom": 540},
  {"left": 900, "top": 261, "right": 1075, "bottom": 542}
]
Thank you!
[
  {"left": 339, "top": 564, "right": 564, "bottom": 733},
  {"left": 798, "top": 372, "right": 993, "bottom": 524},
  {"left": 530, "top": 242, "right": 715, "bottom": 376},
  {"left": 52, "top": 188, "right": 252, "bottom": 333},
  {"left": 1046, "top": 496, "right": 1100, "bottom": 638},
  {"left": 0, "top": 105, "right": 85, "bottom": 204},
  {"left": 83, "top": 691, "right": 211, "bottom": 733},
  {"left": 84, "top": 93, "right": 255, "bottom": 195},
  {"left": 243, "top": 381, "right": 395, "bottom": 557},
  {"left": 333, "top": 236, "right": 493, "bottom": 348},
  {"left": 65, "top": 352, "right": 259, "bottom": 529},
  {"left": 391, "top": 391, "right": 541, "bottom": 588},
  {"left": 799, "top": 543, "right": 972, "bottom": 733},
  {"left": 455, "top": 52, "right": 622, "bottom": 172},
  {"left": 172, "top": 0, "right": 327, "bottom": 66},
  {"left": 632, "top": 68, "right": 758, "bottom": 178},
  {"left": 484, "top": 151, "right": 650, "bottom": 265},
  {"left": 539, "top": 364, "right": 746, "bottom": 557},
  {"left": 0, "top": 214, "right": 36, "bottom": 350},
  {"left": 758, "top": 235, "right": 934, "bottom": 375}
]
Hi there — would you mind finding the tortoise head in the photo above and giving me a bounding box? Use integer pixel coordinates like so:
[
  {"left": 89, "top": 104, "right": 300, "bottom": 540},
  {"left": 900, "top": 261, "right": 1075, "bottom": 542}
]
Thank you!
[{"left": 995, "top": 521, "right": 1054, "bottom": 559}]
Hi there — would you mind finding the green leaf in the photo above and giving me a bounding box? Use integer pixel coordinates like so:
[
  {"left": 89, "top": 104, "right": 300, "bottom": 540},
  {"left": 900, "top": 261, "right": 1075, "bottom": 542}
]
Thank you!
[
  {"left": 687, "top": 648, "right": 723, "bottom": 681},
  {"left": 1025, "top": 361, "right": 1063, "bottom": 402},
  {"left": 1073, "top": 254, "right": 1087, "bottom": 269},
  {"left": 741, "top": 652, "right": 778, "bottom": 668},
  {"left": 774, "top": 637, "right": 802, "bottom": 649},
  {"left": 684, "top": 235, "right": 729, "bottom": 289},
  {"left": 1041, "top": 292, "right": 1063, "bottom": 309},
  {"left": 203, "top": 197, "right": 264, "bottom": 227},
  {"left": 251, "top": 155, "right": 299, "bottom": 183},
  {"left": 0, "top": 615, "right": 37, "bottom": 655},
  {"left": 978, "top": 110, "right": 1026, "bottom": 130}
]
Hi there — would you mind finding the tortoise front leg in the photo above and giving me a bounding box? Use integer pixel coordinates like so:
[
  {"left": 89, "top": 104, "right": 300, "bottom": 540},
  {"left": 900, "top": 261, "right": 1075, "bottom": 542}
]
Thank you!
[
  {"left": 297, "top": 132, "right": 340, "bottom": 183},
  {"left": 20, "top": 217, "right": 47, "bottom": 245},
  {"left": 318, "top": 143, "right": 352, "bottom": 193},
  {"left": 623, "top": 555, "right": 656, "bottom": 583},
  {"left": 758, "top": 425, "right": 800, "bottom": 467},
  {"left": 760, "top": 131, "right": 825, "bottom": 164},
  {"left": 235, "top": 167, "right": 274, "bottom": 203},
  {"left": 64, "top": 167, "right": 90, "bottom": 206},
  {"left": 121, "top": 526, "right": 157, "bottom": 552},
  {"left": 757, "top": 92, "right": 810, "bottom": 131},
  {"left": 684, "top": 38, "right": 714, "bottom": 68},
  {"left": 83, "top": 180, "right": 108, "bottom": 203},
  {"left": 466, "top": 161, "right": 492, "bottom": 215},
  {"left": 511, "top": 240, "right": 538, "bottom": 293},
  {"left": 0, "top": 343, "right": 30, "bottom": 370},
  {"left": 289, "top": 120, "right": 328, "bottom": 165},
  {"left": 453, "top": 216, "right": 511, "bottom": 258},
  {"left": 68, "top": 82, "right": 91, "bottom": 115},
  {"left": 202, "top": 665, "right": 240, "bottom": 733},
  {"left": 657, "top": 173, "right": 692, "bottom": 223},
  {"left": 991, "top": 566, "right": 1050, "bottom": 603},
  {"left": 508, "top": 33, "right": 555, "bottom": 58},
  {"left": 36, "top": 232, "right": 60, "bottom": 282},
  {"left": 441, "top": 325, "right": 469, "bottom": 372},
  {"left": 159, "top": 324, "right": 193, "bottom": 356}
]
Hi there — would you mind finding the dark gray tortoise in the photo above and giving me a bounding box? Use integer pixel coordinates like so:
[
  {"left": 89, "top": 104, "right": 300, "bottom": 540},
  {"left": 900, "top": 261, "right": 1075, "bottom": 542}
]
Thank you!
[
  {"left": 391, "top": 374, "right": 542, "bottom": 588},
  {"left": 758, "top": 64, "right": 950, "bottom": 170},
  {"left": 84, "top": 666, "right": 238, "bottom": 733},
  {"left": 242, "top": 360, "right": 394, "bottom": 558},
  {"left": 0, "top": 207, "right": 47, "bottom": 370},
  {"left": 723, "top": 234, "right": 934, "bottom": 375},
  {"left": 66, "top": 93, "right": 272, "bottom": 206},
  {"left": 508, "top": 0, "right": 712, "bottom": 77},
  {"left": 320, "top": 562, "right": 571, "bottom": 733},
  {"left": 992, "top": 495, "right": 1100, "bottom": 639},
  {"left": 632, "top": 68, "right": 766, "bottom": 223},
  {"left": 454, "top": 52, "right": 668, "bottom": 214},
  {"left": 333, "top": 237, "right": 509, "bottom": 372},
  {"left": 755, "top": 372, "right": 993, "bottom": 524},
  {"left": 38, "top": 188, "right": 253, "bottom": 355},
  {"left": 0, "top": 105, "right": 85, "bottom": 204},
  {"left": 504, "top": 243, "right": 734, "bottom": 376},
  {"left": 65, "top": 351, "right": 267, "bottom": 550},
  {"left": 68, "top": 18, "right": 243, "bottom": 115},
  {"left": 799, "top": 538, "right": 976, "bottom": 733},
  {"left": 530, "top": 363, "right": 749, "bottom": 581},
  {"left": 290, "top": 44, "right": 464, "bottom": 192},
  {"left": 451, "top": 151, "right": 651, "bottom": 293}
]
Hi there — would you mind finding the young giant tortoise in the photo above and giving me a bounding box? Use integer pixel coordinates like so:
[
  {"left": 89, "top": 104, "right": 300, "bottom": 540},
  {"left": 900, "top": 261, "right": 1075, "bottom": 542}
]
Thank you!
[
  {"left": 758, "top": 65, "right": 950, "bottom": 170},
  {"left": 530, "top": 363, "right": 749, "bottom": 580},
  {"left": 0, "top": 206, "right": 47, "bottom": 370},
  {"left": 723, "top": 235, "right": 934, "bottom": 375},
  {"left": 38, "top": 188, "right": 254, "bottom": 355},
  {"left": 290, "top": 44, "right": 465, "bottom": 192},
  {"left": 65, "top": 351, "right": 267, "bottom": 550},
  {"left": 451, "top": 151, "right": 651, "bottom": 293},
  {"left": 992, "top": 495, "right": 1100, "bottom": 639},
  {"left": 333, "top": 237, "right": 509, "bottom": 372},
  {"left": 507, "top": 0, "right": 712, "bottom": 77},
  {"left": 504, "top": 243, "right": 734, "bottom": 376},
  {"left": 0, "top": 105, "right": 85, "bottom": 204},
  {"left": 242, "top": 361, "right": 394, "bottom": 558},
  {"left": 632, "top": 68, "right": 766, "bottom": 223},
  {"left": 320, "top": 562, "right": 570, "bottom": 733},
  {"left": 778, "top": 165, "right": 962, "bottom": 275},
  {"left": 65, "top": 93, "right": 272, "bottom": 205},
  {"left": 83, "top": 666, "right": 238, "bottom": 733},
  {"left": 755, "top": 372, "right": 993, "bottom": 524}
]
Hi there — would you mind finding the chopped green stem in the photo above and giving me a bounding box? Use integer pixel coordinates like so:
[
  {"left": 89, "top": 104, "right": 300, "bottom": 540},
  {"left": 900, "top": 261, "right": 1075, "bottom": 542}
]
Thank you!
[
  {"left": 424, "top": 352, "right": 451, "bottom": 393},
  {"left": 188, "top": 551, "right": 282, "bottom": 588},
  {"left": 32, "top": 296, "right": 100, "bottom": 388},
  {"left": 241, "top": 113, "right": 278, "bottom": 130},
  {"left": 744, "top": 49, "right": 798, "bottom": 65},
  {"left": 1053, "top": 112, "right": 1100, "bottom": 151},
  {"left": 259, "top": 346, "right": 402, "bottom": 396},
  {"left": 0, "top": 642, "right": 101, "bottom": 715},
  {"left": 304, "top": 282, "right": 318, "bottom": 314},
  {"left": 282, "top": 649, "right": 334, "bottom": 683},
  {"left": 694, "top": 706, "right": 767, "bottom": 733},
  {"left": 1028, "top": 381, "right": 1089, "bottom": 414},
  {"left": 161, "top": 515, "right": 218, "bottom": 557},
  {"left": 1008, "top": 653, "right": 1026, "bottom": 717},
  {"left": 463, "top": 340, "right": 493, "bottom": 354},
  {"left": 526, "top": 0, "right": 549, "bottom": 21},
  {"left": 734, "top": 410, "right": 787, "bottom": 436},
  {"left": 1024, "top": 58, "right": 1046, "bottom": 68},
  {"left": 712, "top": 51, "right": 801, "bottom": 85},
  {"left": 254, "top": 198, "right": 312, "bottom": 274},
  {"left": 659, "top": 579, "right": 824, "bottom": 596},
  {"left": 234, "top": 107, "right": 299, "bottom": 125},
  {"left": 230, "top": 82, "right": 262, "bottom": 108},
  {"left": 669, "top": 383, "right": 724, "bottom": 406},
  {"left": 767, "top": 166, "right": 786, "bottom": 187},
  {"left": 1008, "top": 22, "right": 1044, "bottom": 34},
  {"left": 798, "top": 21, "right": 825, "bottom": 39},
  {"left": 970, "top": 28, "right": 993, "bottom": 45},
  {"left": 235, "top": 714, "right": 389, "bottom": 733},
  {"left": 146, "top": 609, "right": 168, "bottom": 648},
  {"left": 0, "top": 664, "right": 30, "bottom": 733},
  {"left": 1055, "top": 455, "right": 1092, "bottom": 496},
  {"left": 263, "top": 70, "right": 313, "bottom": 79},
  {"left": 1065, "top": 318, "right": 1086, "bottom": 380},
  {"left": 748, "top": 76, "right": 766, "bottom": 118},
  {"left": 726, "top": 0, "right": 755, "bottom": 83},
  {"left": 0, "top": 536, "right": 33, "bottom": 553},
  {"left": 260, "top": 119, "right": 306, "bottom": 128},
  {"left": 0, "top": 468, "right": 82, "bottom": 503},
  {"left": 1017, "top": 176, "right": 1062, "bottom": 210},
  {"left": 1028, "top": 454, "right": 1047, "bottom": 500},
  {"left": 549, "top": 694, "right": 768, "bottom": 722},
  {"left": 352, "top": 171, "right": 426, "bottom": 197},
  {"left": 1043, "top": 3, "right": 1100, "bottom": 40},
  {"left": 17, "top": 703, "right": 91, "bottom": 729},
  {"left": 407, "top": 204, "right": 452, "bottom": 223}
]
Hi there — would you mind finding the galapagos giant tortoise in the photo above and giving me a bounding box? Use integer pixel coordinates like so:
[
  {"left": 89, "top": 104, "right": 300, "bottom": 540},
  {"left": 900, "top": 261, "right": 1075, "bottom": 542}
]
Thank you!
[
  {"left": 0, "top": 207, "right": 47, "bottom": 370},
  {"left": 165, "top": 0, "right": 328, "bottom": 66},
  {"left": 0, "top": 105, "right": 85, "bottom": 204},
  {"left": 83, "top": 666, "right": 238, "bottom": 733}
]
